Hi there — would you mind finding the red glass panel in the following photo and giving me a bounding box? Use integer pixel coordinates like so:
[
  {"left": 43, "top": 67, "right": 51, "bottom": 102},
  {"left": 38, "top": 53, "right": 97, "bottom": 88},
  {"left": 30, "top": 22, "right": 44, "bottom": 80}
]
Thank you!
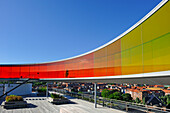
[
  {"left": 20, "top": 65, "right": 30, "bottom": 78},
  {"left": 11, "top": 66, "right": 20, "bottom": 78},
  {"left": 1, "top": 66, "right": 11, "bottom": 78}
]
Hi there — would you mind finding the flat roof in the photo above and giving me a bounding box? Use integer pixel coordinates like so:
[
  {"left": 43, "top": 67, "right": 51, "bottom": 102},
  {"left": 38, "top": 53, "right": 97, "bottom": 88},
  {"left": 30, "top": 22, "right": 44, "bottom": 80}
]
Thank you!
[{"left": 0, "top": 96, "right": 126, "bottom": 113}]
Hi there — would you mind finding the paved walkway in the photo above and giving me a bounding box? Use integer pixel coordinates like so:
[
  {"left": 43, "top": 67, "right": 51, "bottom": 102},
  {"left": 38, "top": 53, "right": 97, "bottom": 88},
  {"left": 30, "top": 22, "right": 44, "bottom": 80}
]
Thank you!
[{"left": 0, "top": 96, "right": 126, "bottom": 113}]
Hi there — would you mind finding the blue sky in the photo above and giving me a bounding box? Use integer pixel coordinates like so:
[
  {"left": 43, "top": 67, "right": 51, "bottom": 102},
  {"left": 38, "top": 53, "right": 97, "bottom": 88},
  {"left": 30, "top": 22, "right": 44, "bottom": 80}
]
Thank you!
[{"left": 0, "top": 0, "right": 161, "bottom": 64}]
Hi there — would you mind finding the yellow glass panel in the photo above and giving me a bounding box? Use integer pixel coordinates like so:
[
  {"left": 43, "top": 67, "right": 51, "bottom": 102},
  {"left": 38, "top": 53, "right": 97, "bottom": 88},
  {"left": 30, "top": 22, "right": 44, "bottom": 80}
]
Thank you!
[
  {"left": 121, "top": 25, "right": 143, "bottom": 75},
  {"left": 142, "top": 1, "right": 170, "bottom": 43},
  {"left": 143, "top": 1, "right": 170, "bottom": 73},
  {"left": 121, "top": 49, "right": 131, "bottom": 75},
  {"left": 121, "top": 45, "right": 143, "bottom": 75},
  {"left": 152, "top": 33, "right": 170, "bottom": 72},
  {"left": 130, "top": 45, "right": 143, "bottom": 74},
  {"left": 121, "top": 25, "right": 142, "bottom": 51},
  {"left": 143, "top": 41, "right": 153, "bottom": 73}
]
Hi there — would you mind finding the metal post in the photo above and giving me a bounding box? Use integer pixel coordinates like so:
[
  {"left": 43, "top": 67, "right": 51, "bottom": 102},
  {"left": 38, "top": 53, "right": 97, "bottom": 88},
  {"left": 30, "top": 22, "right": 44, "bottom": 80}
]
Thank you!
[
  {"left": 8, "top": 81, "right": 10, "bottom": 87},
  {"left": 126, "top": 103, "right": 129, "bottom": 112},
  {"left": 94, "top": 83, "right": 97, "bottom": 108},
  {"left": 7, "top": 81, "right": 10, "bottom": 96},
  {"left": 3, "top": 84, "right": 5, "bottom": 95},
  {"left": 46, "top": 82, "right": 48, "bottom": 98},
  {"left": 110, "top": 100, "right": 112, "bottom": 108},
  {"left": 103, "top": 99, "right": 104, "bottom": 107}
]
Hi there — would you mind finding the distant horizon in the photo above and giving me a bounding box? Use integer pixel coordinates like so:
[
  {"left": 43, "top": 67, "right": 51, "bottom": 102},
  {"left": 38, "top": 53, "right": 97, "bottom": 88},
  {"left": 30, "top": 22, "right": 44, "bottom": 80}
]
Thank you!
[{"left": 0, "top": 0, "right": 161, "bottom": 64}]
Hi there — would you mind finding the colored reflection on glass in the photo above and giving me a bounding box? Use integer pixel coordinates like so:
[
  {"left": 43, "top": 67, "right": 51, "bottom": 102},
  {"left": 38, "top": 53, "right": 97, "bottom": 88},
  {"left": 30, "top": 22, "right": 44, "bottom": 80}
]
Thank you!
[
  {"left": 94, "top": 47, "right": 107, "bottom": 77},
  {"left": 142, "top": 1, "right": 170, "bottom": 73},
  {"left": 107, "top": 39, "right": 121, "bottom": 76},
  {"left": 0, "top": 1, "right": 169, "bottom": 79}
]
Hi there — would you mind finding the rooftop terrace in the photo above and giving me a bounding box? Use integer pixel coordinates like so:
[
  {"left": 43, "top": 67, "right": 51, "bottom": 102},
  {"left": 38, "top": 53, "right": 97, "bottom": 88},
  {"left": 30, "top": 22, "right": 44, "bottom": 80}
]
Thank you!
[{"left": 0, "top": 96, "right": 125, "bottom": 113}]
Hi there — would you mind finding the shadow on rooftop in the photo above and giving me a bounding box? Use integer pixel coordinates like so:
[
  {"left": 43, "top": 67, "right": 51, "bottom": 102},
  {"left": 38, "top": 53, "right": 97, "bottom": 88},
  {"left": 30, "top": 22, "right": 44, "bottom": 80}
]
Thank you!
[
  {"left": 68, "top": 101, "right": 77, "bottom": 104},
  {"left": 4, "top": 103, "right": 37, "bottom": 110},
  {"left": 27, "top": 103, "right": 38, "bottom": 108}
]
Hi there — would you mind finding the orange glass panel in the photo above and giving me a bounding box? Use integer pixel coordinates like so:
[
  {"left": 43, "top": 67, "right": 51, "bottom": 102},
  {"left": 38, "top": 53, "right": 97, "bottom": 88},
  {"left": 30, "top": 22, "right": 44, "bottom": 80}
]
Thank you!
[
  {"left": 94, "top": 47, "right": 107, "bottom": 77},
  {"left": 47, "top": 63, "right": 57, "bottom": 78},
  {"left": 107, "top": 39, "right": 121, "bottom": 76}
]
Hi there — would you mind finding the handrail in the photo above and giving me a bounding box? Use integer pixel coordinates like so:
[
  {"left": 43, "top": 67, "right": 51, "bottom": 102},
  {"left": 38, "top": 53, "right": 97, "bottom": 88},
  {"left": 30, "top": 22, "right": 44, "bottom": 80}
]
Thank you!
[{"left": 53, "top": 88, "right": 170, "bottom": 112}]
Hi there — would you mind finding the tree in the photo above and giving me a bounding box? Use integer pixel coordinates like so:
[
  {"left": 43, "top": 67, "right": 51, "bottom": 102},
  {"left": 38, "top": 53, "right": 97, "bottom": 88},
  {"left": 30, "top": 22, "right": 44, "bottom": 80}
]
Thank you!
[
  {"left": 112, "top": 92, "right": 122, "bottom": 100},
  {"left": 122, "top": 93, "right": 132, "bottom": 102},
  {"left": 109, "top": 93, "right": 115, "bottom": 99},
  {"left": 142, "top": 97, "right": 146, "bottom": 105},
  {"left": 167, "top": 101, "right": 170, "bottom": 109},
  {"left": 166, "top": 95, "right": 170, "bottom": 104},
  {"left": 78, "top": 91, "right": 83, "bottom": 94},
  {"left": 135, "top": 97, "right": 141, "bottom": 103},
  {"left": 71, "top": 88, "right": 77, "bottom": 92},
  {"left": 101, "top": 89, "right": 110, "bottom": 98}
]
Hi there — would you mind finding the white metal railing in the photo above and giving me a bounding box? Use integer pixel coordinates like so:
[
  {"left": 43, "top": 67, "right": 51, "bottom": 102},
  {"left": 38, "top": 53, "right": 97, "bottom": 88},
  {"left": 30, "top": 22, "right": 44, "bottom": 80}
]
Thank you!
[{"left": 53, "top": 88, "right": 170, "bottom": 113}]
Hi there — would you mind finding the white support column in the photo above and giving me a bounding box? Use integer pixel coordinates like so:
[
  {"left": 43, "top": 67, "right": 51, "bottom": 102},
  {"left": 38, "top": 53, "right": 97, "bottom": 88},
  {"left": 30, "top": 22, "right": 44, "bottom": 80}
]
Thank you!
[
  {"left": 8, "top": 81, "right": 10, "bottom": 87},
  {"left": 94, "top": 83, "right": 97, "bottom": 108},
  {"left": 46, "top": 82, "right": 48, "bottom": 98}
]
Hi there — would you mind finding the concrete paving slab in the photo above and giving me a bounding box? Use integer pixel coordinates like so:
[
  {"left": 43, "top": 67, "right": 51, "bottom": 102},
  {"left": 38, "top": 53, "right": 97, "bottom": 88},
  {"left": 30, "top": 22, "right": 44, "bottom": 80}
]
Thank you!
[{"left": 0, "top": 97, "right": 126, "bottom": 113}]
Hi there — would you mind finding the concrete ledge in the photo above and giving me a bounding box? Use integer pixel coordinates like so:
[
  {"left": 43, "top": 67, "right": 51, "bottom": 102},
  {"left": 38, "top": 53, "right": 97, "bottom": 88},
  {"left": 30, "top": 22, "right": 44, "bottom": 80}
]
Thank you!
[{"left": 1, "top": 101, "right": 27, "bottom": 109}]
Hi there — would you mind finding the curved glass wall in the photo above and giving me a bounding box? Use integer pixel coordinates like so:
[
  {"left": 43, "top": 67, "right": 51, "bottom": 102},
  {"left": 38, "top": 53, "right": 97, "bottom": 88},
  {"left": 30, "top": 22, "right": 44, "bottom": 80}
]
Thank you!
[{"left": 0, "top": 1, "right": 170, "bottom": 79}]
